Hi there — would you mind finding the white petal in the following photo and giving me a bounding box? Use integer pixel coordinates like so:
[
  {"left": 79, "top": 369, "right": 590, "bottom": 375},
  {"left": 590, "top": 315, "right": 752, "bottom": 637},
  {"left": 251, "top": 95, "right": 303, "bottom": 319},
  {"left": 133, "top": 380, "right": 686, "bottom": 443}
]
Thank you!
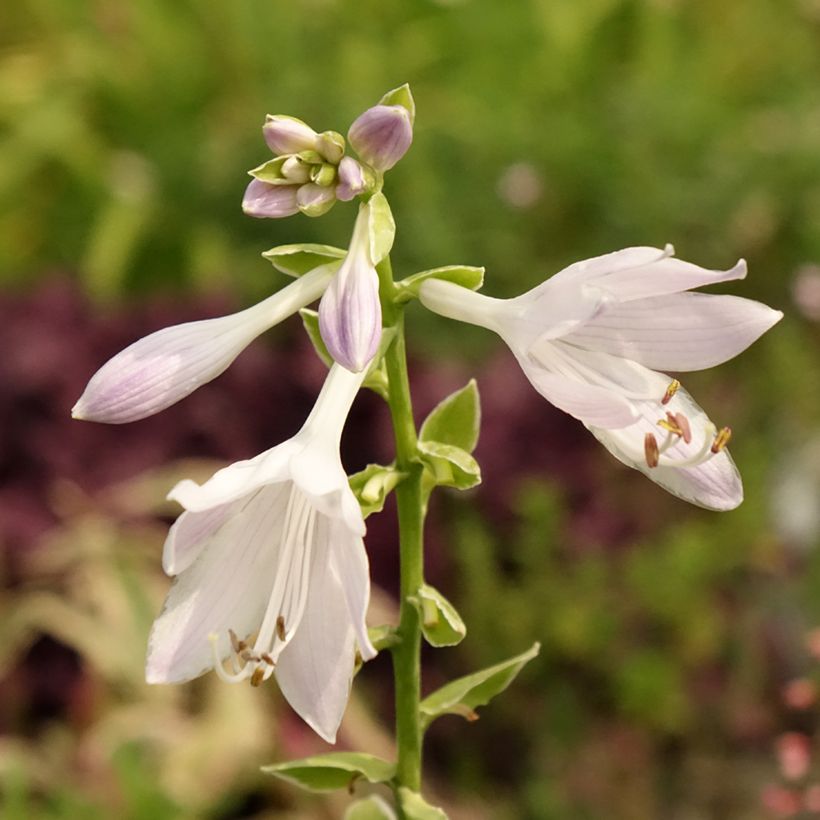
[
  {"left": 168, "top": 441, "right": 300, "bottom": 512},
  {"left": 162, "top": 502, "right": 236, "bottom": 575},
  {"left": 516, "top": 354, "right": 638, "bottom": 428},
  {"left": 548, "top": 246, "right": 673, "bottom": 288},
  {"left": 564, "top": 293, "right": 783, "bottom": 371},
  {"left": 274, "top": 518, "right": 357, "bottom": 743},
  {"left": 589, "top": 387, "right": 743, "bottom": 510},
  {"left": 146, "top": 484, "right": 289, "bottom": 683},
  {"left": 329, "top": 522, "right": 376, "bottom": 660},
  {"left": 72, "top": 266, "right": 333, "bottom": 423}
]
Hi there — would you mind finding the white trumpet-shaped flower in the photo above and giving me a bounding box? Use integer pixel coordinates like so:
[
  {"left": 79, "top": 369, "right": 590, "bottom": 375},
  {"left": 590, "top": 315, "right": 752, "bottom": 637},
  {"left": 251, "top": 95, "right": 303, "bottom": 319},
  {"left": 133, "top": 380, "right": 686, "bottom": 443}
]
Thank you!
[
  {"left": 419, "top": 245, "right": 782, "bottom": 510},
  {"left": 72, "top": 263, "right": 336, "bottom": 423},
  {"left": 146, "top": 364, "right": 376, "bottom": 743}
]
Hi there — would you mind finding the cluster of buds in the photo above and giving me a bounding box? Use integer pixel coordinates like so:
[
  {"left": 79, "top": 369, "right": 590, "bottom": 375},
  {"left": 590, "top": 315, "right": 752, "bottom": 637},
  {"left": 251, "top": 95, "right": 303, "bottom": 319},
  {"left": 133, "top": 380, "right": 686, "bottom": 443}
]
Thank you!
[{"left": 242, "top": 84, "right": 414, "bottom": 219}]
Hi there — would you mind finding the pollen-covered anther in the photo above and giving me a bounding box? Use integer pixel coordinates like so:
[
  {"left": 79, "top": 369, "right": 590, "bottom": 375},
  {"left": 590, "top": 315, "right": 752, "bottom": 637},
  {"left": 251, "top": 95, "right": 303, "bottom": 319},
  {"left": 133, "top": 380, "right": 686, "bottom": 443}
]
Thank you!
[
  {"left": 711, "top": 426, "right": 732, "bottom": 454},
  {"left": 657, "top": 414, "right": 683, "bottom": 437},
  {"left": 662, "top": 379, "right": 681, "bottom": 405},
  {"left": 250, "top": 666, "right": 266, "bottom": 687},
  {"left": 260, "top": 653, "right": 275, "bottom": 666},
  {"left": 673, "top": 413, "right": 692, "bottom": 444},
  {"left": 229, "top": 629, "right": 246, "bottom": 654},
  {"left": 276, "top": 615, "right": 287, "bottom": 642},
  {"left": 644, "top": 432, "right": 660, "bottom": 468}
]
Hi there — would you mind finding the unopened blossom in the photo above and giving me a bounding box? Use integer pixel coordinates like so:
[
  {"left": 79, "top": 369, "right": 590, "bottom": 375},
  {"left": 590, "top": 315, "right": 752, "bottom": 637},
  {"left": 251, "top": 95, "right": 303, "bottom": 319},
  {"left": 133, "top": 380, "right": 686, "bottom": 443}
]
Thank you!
[
  {"left": 348, "top": 104, "right": 413, "bottom": 172},
  {"left": 72, "top": 263, "right": 336, "bottom": 423},
  {"left": 419, "top": 245, "right": 782, "bottom": 510},
  {"left": 146, "top": 364, "right": 376, "bottom": 743},
  {"left": 318, "top": 201, "right": 382, "bottom": 373}
]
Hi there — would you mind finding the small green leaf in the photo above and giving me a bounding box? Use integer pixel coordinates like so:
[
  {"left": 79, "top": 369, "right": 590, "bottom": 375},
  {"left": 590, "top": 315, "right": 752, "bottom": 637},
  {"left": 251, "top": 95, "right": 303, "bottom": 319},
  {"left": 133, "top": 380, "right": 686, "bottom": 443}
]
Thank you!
[
  {"left": 367, "top": 193, "right": 395, "bottom": 265},
  {"left": 368, "top": 624, "right": 401, "bottom": 651},
  {"left": 395, "top": 266, "right": 484, "bottom": 303},
  {"left": 417, "top": 440, "right": 481, "bottom": 490},
  {"left": 262, "top": 753, "right": 395, "bottom": 794},
  {"left": 409, "top": 584, "right": 466, "bottom": 647},
  {"left": 397, "top": 788, "right": 448, "bottom": 820},
  {"left": 349, "top": 463, "right": 406, "bottom": 517},
  {"left": 419, "top": 380, "right": 481, "bottom": 454},
  {"left": 262, "top": 243, "right": 346, "bottom": 277},
  {"left": 379, "top": 83, "right": 416, "bottom": 123},
  {"left": 345, "top": 795, "right": 397, "bottom": 820},
  {"left": 420, "top": 643, "right": 541, "bottom": 727},
  {"left": 299, "top": 309, "right": 333, "bottom": 368}
]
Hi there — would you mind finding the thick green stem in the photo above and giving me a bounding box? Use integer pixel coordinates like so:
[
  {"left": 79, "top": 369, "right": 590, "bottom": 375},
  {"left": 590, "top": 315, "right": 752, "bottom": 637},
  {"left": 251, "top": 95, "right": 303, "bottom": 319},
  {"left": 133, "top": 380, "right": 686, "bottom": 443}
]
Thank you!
[{"left": 378, "top": 257, "right": 425, "bottom": 793}]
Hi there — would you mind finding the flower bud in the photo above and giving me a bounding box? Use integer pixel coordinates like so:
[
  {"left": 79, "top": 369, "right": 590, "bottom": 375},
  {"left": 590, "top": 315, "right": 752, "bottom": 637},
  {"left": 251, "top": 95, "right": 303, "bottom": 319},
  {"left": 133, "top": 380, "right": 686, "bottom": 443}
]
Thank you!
[
  {"left": 318, "top": 203, "right": 382, "bottom": 372},
  {"left": 296, "top": 183, "right": 336, "bottom": 217},
  {"left": 310, "top": 162, "right": 337, "bottom": 187},
  {"left": 281, "top": 155, "right": 312, "bottom": 184},
  {"left": 336, "top": 157, "right": 366, "bottom": 201},
  {"left": 316, "top": 130, "right": 345, "bottom": 164},
  {"left": 263, "top": 115, "right": 319, "bottom": 155},
  {"left": 242, "top": 179, "right": 300, "bottom": 218},
  {"left": 348, "top": 105, "right": 413, "bottom": 171}
]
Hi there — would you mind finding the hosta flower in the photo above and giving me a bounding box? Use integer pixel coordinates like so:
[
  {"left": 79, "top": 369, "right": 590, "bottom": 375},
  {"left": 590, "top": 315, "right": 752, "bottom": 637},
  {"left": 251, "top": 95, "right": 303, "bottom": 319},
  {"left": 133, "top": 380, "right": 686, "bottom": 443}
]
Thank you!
[
  {"left": 72, "top": 263, "right": 336, "bottom": 424},
  {"left": 419, "top": 245, "right": 782, "bottom": 510},
  {"left": 348, "top": 104, "right": 413, "bottom": 172},
  {"left": 146, "top": 364, "right": 376, "bottom": 743},
  {"left": 318, "top": 201, "right": 382, "bottom": 372}
]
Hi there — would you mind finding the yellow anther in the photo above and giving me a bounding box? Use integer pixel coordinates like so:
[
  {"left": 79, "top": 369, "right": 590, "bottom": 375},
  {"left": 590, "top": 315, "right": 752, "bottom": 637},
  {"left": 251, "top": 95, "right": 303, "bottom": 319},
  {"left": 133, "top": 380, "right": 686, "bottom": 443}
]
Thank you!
[
  {"left": 644, "top": 432, "right": 660, "bottom": 468},
  {"left": 711, "top": 426, "right": 732, "bottom": 453},
  {"left": 662, "top": 379, "right": 681, "bottom": 405}
]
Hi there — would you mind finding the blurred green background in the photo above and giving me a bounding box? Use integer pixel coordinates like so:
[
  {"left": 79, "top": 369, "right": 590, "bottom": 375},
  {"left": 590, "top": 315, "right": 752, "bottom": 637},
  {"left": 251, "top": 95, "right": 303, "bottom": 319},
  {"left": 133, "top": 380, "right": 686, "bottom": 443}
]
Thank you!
[{"left": 2, "top": 0, "right": 820, "bottom": 817}]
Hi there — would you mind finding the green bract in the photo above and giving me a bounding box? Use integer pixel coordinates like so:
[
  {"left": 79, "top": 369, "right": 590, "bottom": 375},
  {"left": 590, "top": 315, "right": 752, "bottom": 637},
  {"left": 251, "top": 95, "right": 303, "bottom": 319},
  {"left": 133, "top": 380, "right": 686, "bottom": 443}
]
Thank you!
[
  {"left": 367, "top": 192, "right": 395, "bottom": 265},
  {"left": 349, "top": 463, "right": 406, "bottom": 517},
  {"left": 379, "top": 83, "right": 416, "bottom": 124},
  {"left": 262, "top": 243, "right": 345, "bottom": 277},
  {"left": 397, "top": 788, "right": 448, "bottom": 820},
  {"left": 262, "top": 753, "right": 395, "bottom": 793},
  {"left": 409, "top": 584, "right": 466, "bottom": 647},
  {"left": 395, "top": 266, "right": 485, "bottom": 304},
  {"left": 420, "top": 643, "right": 541, "bottom": 727}
]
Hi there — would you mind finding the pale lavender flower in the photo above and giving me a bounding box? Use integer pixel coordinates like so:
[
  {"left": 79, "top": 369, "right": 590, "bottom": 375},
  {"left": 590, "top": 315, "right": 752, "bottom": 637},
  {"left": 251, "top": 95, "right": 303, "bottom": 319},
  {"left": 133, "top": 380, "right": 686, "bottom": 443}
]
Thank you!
[
  {"left": 146, "top": 364, "right": 376, "bottom": 743},
  {"left": 242, "top": 178, "right": 300, "bottom": 219},
  {"left": 420, "top": 245, "right": 782, "bottom": 510},
  {"left": 72, "top": 264, "right": 336, "bottom": 423},
  {"left": 336, "top": 156, "right": 366, "bottom": 202},
  {"left": 263, "top": 115, "right": 320, "bottom": 155},
  {"left": 318, "top": 202, "right": 382, "bottom": 372},
  {"left": 348, "top": 105, "right": 413, "bottom": 172}
]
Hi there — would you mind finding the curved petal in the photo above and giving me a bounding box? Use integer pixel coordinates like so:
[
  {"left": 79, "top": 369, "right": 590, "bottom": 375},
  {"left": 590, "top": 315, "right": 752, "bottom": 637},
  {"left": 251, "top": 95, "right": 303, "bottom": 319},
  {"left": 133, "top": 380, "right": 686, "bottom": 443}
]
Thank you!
[
  {"left": 162, "top": 502, "right": 236, "bottom": 576},
  {"left": 146, "top": 484, "right": 289, "bottom": 683},
  {"left": 274, "top": 519, "right": 357, "bottom": 743},
  {"left": 548, "top": 246, "right": 672, "bottom": 288},
  {"left": 588, "top": 386, "right": 743, "bottom": 510},
  {"left": 329, "top": 522, "right": 376, "bottom": 660},
  {"left": 168, "top": 440, "right": 301, "bottom": 512},
  {"left": 515, "top": 351, "right": 638, "bottom": 428},
  {"left": 564, "top": 293, "right": 783, "bottom": 371}
]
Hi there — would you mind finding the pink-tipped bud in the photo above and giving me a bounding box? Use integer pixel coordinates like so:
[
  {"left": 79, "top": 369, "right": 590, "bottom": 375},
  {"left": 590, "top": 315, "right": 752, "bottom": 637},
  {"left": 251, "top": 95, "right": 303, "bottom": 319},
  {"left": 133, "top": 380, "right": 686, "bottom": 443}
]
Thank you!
[
  {"left": 318, "top": 204, "right": 382, "bottom": 372},
  {"left": 242, "top": 179, "right": 300, "bottom": 219},
  {"left": 348, "top": 105, "right": 413, "bottom": 172},
  {"left": 263, "top": 115, "right": 319, "bottom": 155},
  {"left": 336, "top": 156, "right": 366, "bottom": 201}
]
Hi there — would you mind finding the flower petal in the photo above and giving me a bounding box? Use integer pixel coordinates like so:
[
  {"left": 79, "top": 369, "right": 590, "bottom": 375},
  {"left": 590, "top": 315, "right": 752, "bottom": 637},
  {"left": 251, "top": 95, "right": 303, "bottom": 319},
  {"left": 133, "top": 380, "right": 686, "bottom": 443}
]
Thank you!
[
  {"left": 564, "top": 293, "right": 783, "bottom": 371},
  {"left": 242, "top": 178, "right": 300, "bottom": 218},
  {"left": 329, "top": 522, "right": 376, "bottom": 660},
  {"left": 589, "top": 386, "right": 743, "bottom": 510},
  {"left": 162, "top": 502, "right": 236, "bottom": 576},
  {"left": 274, "top": 518, "right": 357, "bottom": 743},
  {"left": 146, "top": 484, "right": 289, "bottom": 683}
]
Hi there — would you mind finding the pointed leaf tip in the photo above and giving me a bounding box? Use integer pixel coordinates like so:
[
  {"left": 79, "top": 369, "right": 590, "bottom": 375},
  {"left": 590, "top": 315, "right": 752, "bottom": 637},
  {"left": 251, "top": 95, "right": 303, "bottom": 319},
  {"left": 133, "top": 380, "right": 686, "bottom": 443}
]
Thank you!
[{"left": 262, "top": 753, "right": 395, "bottom": 794}]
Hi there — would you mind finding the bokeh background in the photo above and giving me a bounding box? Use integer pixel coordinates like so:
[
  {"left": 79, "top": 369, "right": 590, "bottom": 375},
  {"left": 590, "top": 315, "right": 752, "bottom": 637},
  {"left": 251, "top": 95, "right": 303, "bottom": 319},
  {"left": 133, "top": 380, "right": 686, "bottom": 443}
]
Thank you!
[{"left": 2, "top": 0, "right": 820, "bottom": 817}]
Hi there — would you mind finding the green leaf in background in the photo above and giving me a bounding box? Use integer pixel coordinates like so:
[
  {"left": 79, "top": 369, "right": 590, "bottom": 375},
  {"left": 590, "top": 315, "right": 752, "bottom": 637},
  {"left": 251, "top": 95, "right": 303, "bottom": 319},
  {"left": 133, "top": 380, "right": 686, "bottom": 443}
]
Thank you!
[
  {"left": 395, "top": 266, "right": 485, "bottom": 304},
  {"left": 409, "top": 584, "right": 467, "bottom": 647},
  {"left": 299, "top": 308, "right": 333, "bottom": 368},
  {"left": 262, "top": 243, "right": 346, "bottom": 277},
  {"left": 417, "top": 440, "right": 481, "bottom": 491},
  {"left": 397, "top": 788, "right": 448, "bottom": 819},
  {"left": 420, "top": 643, "right": 540, "bottom": 727},
  {"left": 379, "top": 83, "right": 416, "bottom": 124},
  {"left": 344, "top": 794, "right": 398, "bottom": 820},
  {"left": 261, "top": 753, "right": 395, "bottom": 794},
  {"left": 349, "top": 463, "right": 406, "bottom": 517},
  {"left": 419, "top": 380, "right": 481, "bottom": 453},
  {"left": 367, "top": 193, "right": 395, "bottom": 265}
]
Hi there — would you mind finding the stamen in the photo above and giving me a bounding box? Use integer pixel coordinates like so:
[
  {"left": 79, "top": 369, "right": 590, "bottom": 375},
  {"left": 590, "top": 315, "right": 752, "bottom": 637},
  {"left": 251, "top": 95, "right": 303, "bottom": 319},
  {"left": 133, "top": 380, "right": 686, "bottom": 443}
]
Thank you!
[
  {"left": 657, "top": 414, "right": 683, "bottom": 437},
  {"left": 674, "top": 413, "right": 692, "bottom": 444},
  {"left": 229, "top": 629, "right": 246, "bottom": 654},
  {"left": 711, "top": 426, "right": 732, "bottom": 453},
  {"left": 250, "top": 666, "right": 265, "bottom": 687},
  {"left": 276, "top": 615, "right": 286, "bottom": 642},
  {"left": 662, "top": 379, "right": 680, "bottom": 405},
  {"left": 260, "top": 653, "right": 275, "bottom": 666},
  {"left": 644, "top": 433, "right": 660, "bottom": 468},
  {"left": 208, "top": 633, "right": 251, "bottom": 684}
]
